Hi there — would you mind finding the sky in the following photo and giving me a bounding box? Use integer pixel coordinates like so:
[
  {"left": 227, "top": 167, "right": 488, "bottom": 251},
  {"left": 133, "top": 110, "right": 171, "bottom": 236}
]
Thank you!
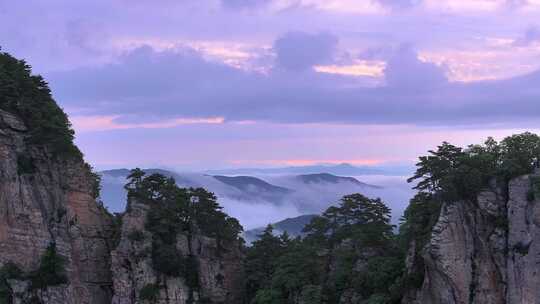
[{"left": 2, "top": 0, "right": 540, "bottom": 171}]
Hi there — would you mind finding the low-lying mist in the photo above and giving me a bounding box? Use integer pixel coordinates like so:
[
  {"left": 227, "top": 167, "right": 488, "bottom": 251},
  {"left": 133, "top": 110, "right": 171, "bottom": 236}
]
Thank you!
[{"left": 99, "top": 170, "right": 415, "bottom": 231}]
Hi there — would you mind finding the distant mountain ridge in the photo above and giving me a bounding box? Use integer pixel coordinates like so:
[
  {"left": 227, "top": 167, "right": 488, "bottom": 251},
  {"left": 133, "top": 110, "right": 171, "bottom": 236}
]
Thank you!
[
  {"left": 212, "top": 175, "right": 293, "bottom": 203},
  {"left": 101, "top": 168, "right": 197, "bottom": 186},
  {"left": 295, "top": 173, "right": 381, "bottom": 188},
  {"left": 244, "top": 214, "right": 318, "bottom": 244},
  {"left": 97, "top": 168, "right": 412, "bottom": 233},
  {"left": 213, "top": 175, "right": 292, "bottom": 194},
  {"left": 99, "top": 168, "right": 299, "bottom": 212},
  {"left": 206, "top": 162, "right": 413, "bottom": 176}
]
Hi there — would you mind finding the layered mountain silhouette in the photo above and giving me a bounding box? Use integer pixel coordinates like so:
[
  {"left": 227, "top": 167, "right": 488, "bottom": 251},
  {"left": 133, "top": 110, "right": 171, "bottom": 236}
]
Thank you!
[
  {"left": 206, "top": 163, "right": 412, "bottom": 176},
  {"left": 99, "top": 168, "right": 413, "bottom": 231},
  {"left": 243, "top": 214, "right": 318, "bottom": 243}
]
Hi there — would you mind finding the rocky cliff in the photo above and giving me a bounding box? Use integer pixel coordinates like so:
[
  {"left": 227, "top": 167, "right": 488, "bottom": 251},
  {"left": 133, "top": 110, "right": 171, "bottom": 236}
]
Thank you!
[
  {"left": 111, "top": 198, "right": 244, "bottom": 304},
  {"left": 0, "top": 49, "right": 245, "bottom": 303},
  {"left": 0, "top": 109, "right": 245, "bottom": 304},
  {"left": 404, "top": 172, "right": 540, "bottom": 304},
  {"left": 0, "top": 109, "right": 115, "bottom": 303}
]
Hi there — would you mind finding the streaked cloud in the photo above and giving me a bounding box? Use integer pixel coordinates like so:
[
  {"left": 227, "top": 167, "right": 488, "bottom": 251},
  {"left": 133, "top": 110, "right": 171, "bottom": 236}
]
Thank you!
[
  {"left": 48, "top": 42, "right": 540, "bottom": 128},
  {"left": 314, "top": 60, "right": 385, "bottom": 77},
  {"left": 229, "top": 158, "right": 385, "bottom": 166},
  {"left": 71, "top": 115, "right": 225, "bottom": 132},
  {"left": 221, "top": 0, "right": 272, "bottom": 10},
  {"left": 373, "top": 0, "right": 422, "bottom": 10},
  {"left": 514, "top": 26, "right": 540, "bottom": 46}
]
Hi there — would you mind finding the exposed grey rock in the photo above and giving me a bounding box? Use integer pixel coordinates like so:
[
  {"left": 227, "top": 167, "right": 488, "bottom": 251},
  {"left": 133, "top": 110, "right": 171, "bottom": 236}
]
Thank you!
[
  {"left": 0, "top": 109, "right": 27, "bottom": 131},
  {"left": 0, "top": 110, "right": 115, "bottom": 303},
  {"left": 0, "top": 109, "right": 245, "bottom": 304},
  {"left": 404, "top": 175, "right": 540, "bottom": 304},
  {"left": 506, "top": 175, "right": 540, "bottom": 303},
  {"left": 111, "top": 199, "right": 245, "bottom": 304}
]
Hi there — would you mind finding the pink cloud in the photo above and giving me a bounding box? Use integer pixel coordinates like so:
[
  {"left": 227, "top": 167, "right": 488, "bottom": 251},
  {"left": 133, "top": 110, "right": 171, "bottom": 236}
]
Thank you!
[
  {"left": 229, "top": 158, "right": 385, "bottom": 166},
  {"left": 71, "top": 115, "right": 224, "bottom": 132}
]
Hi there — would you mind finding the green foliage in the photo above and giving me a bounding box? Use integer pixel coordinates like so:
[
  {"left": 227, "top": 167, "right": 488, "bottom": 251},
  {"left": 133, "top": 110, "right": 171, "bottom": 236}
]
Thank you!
[
  {"left": 0, "top": 245, "right": 69, "bottom": 299},
  {"left": 88, "top": 166, "right": 102, "bottom": 199},
  {"left": 271, "top": 240, "right": 322, "bottom": 300},
  {"left": 398, "top": 192, "right": 441, "bottom": 252},
  {"left": 183, "top": 255, "right": 200, "bottom": 289},
  {"left": 150, "top": 239, "right": 183, "bottom": 277},
  {"left": 493, "top": 215, "right": 509, "bottom": 230},
  {"left": 246, "top": 194, "right": 402, "bottom": 304},
  {"left": 513, "top": 241, "right": 531, "bottom": 256},
  {"left": 0, "top": 50, "right": 80, "bottom": 157},
  {"left": 408, "top": 134, "right": 540, "bottom": 202},
  {"left": 127, "top": 230, "right": 144, "bottom": 242},
  {"left": 407, "top": 141, "right": 498, "bottom": 201},
  {"left": 245, "top": 225, "right": 287, "bottom": 300},
  {"left": 127, "top": 169, "right": 243, "bottom": 243},
  {"left": 499, "top": 133, "right": 540, "bottom": 179},
  {"left": 198, "top": 297, "right": 213, "bottom": 304},
  {"left": 0, "top": 263, "right": 22, "bottom": 280},
  {"left": 253, "top": 289, "right": 284, "bottom": 304},
  {"left": 397, "top": 133, "right": 540, "bottom": 299},
  {"left": 299, "top": 285, "right": 322, "bottom": 304},
  {"left": 123, "top": 169, "right": 243, "bottom": 296},
  {"left": 0, "top": 247, "right": 68, "bottom": 302},
  {"left": 527, "top": 190, "right": 536, "bottom": 202},
  {"left": 245, "top": 133, "right": 540, "bottom": 304},
  {"left": 529, "top": 175, "right": 540, "bottom": 202},
  {"left": 139, "top": 283, "right": 160, "bottom": 302},
  {"left": 326, "top": 247, "right": 356, "bottom": 301},
  {"left": 354, "top": 256, "right": 404, "bottom": 297},
  {"left": 30, "top": 243, "right": 68, "bottom": 289},
  {"left": 0, "top": 262, "right": 23, "bottom": 304},
  {"left": 16, "top": 154, "right": 35, "bottom": 175},
  {"left": 365, "top": 294, "right": 391, "bottom": 304},
  {"left": 303, "top": 193, "right": 394, "bottom": 248},
  {"left": 110, "top": 213, "right": 124, "bottom": 249},
  {"left": 0, "top": 281, "right": 11, "bottom": 304}
]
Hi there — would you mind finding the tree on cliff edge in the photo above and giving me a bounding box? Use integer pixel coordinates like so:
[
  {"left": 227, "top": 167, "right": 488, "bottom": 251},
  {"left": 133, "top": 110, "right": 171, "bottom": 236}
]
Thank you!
[{"left": 0, "top": 48, "right": 79, "bottom": 156}]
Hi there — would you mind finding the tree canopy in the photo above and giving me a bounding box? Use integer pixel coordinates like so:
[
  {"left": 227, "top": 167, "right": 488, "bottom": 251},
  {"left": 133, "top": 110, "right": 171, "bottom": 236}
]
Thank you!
[
  {"left": 408, "top": 133, "right": 540, "bottom": 202},
  {"left": 245, "top": 193, "right": 402, "bottom": 304},
  {"left": 0, "top": 49, "right": 79, "bottom": 156},
  {"left": 125, "top": 169, "right": 244, "bottom": 244},
  {"left": 246, "top": 132, "right": 540, "bottom": 304}
]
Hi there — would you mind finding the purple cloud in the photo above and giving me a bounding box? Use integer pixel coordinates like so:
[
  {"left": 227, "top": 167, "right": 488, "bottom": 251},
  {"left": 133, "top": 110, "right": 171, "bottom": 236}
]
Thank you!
[
  {"left": 384, "top": 45, "right": 447, "bottom": 88},
  {"left": 2, "top": 0, "right": 540, "bottom": 172},
  {"left": 514, "top": 26, "right": 540, "bottom": 46},
  {"left": 46, "top": 40, "right": 540, "bottom": 128},
  {"left": 274, "top": 32, "right": 339, "bottom": 71},
  {"left": 373, "top": 0, "right": 421, "bottom": 9},
  {"left": 221, "top": 0, "right": 271, "bottom": 9}
]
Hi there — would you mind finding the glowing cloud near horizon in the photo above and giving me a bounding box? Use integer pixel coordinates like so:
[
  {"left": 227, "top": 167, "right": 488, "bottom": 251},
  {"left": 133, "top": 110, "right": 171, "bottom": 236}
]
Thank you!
[
  {"left": 71, "top": 115, "right": 225, "bottom": 132},
  {"left": 314, "top": 60, "right": 385, "bottom": 77},
  {"left": 229, "top": 158, "right": 386, "bottom": 166}
]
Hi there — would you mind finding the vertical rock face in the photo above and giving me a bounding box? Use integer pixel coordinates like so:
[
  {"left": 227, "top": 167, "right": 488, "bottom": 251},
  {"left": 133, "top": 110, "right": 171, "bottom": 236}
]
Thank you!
[
  {"left": 404, "top": 174, "right": 540, "bottom": 304},
  {"left": 110, "top": 199, "right": 245, "bottom": 304},
  {"left": 506, "top": 175, "right": 540, "bottom": 303},
  {"left": 0, "top": 109, "right": 245, "bottom": 304},
  {"left": 0, "top": 109, "right": 115, "bottom": 303}
]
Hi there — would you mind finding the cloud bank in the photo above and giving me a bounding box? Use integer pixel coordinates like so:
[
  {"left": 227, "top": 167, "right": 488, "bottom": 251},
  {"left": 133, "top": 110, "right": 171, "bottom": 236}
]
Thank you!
[{"left": 48, "top": 35, "right": 540, "bottom": 128}]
